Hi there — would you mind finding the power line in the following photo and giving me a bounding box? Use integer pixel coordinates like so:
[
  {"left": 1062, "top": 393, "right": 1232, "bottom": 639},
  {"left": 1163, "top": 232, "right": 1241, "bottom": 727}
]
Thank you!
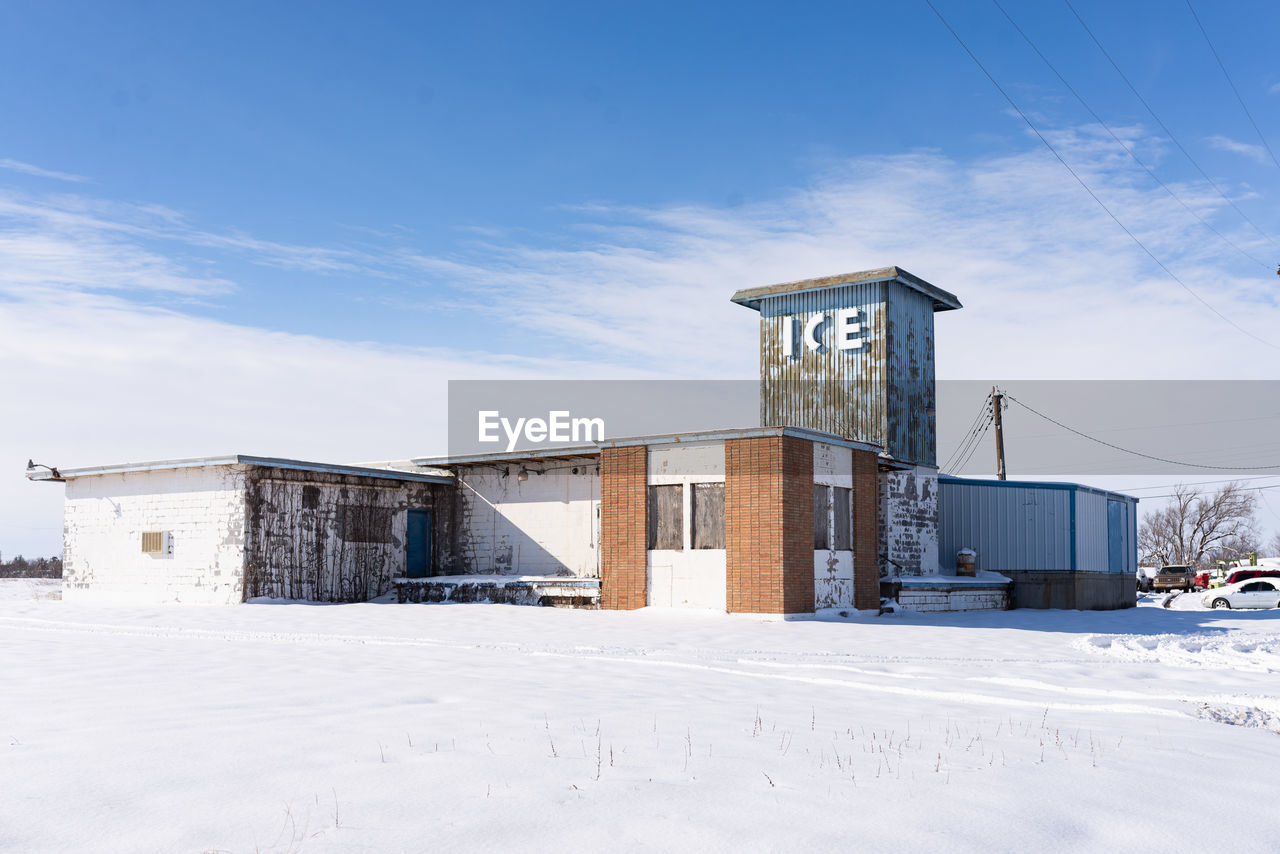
[
  {"left": 954, "top": 412, "right": 995, "bottom": 474},
  {"left": 1184, "top": 0, "right": 1280, "bottom": 174},
  {"left": 1003, "top": 392, "right": 1280, "bottom": 470},
  {"left": 1259, "top": 489, "right": 1280, "bottom": 524},
  {"left": 941, "top": 392, "right": 993, "bottom": 471},
  {"left": 1135, "top": 483, "right": 1280, "bottom": 500},
  {"left": 1012, "top": 409, "right": 1280, "bottom": 441},
  {"left": 924, "top": 0, "right": 1280, "bottom": 350},
  {"left": 992, "top": 0, "right": 1273, "bottom": 272},
  {"left": 1118, "top": 474, "right": 1280, "bottom": 491},
  {"left": 943, "top": 395, "right": 993, "bottom": 473},
  {"left": 1064, "top": 0, "right": 1280, "bottom": 252},
  {"left": 953, "top": 414, "right": 993, "bottom": 473}
]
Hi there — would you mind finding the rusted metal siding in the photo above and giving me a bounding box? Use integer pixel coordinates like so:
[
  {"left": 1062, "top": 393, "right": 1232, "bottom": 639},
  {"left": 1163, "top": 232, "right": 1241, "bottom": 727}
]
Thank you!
[
  {"left": 759, "top": 281, "right": 889, "bottom": 453},
  {"left": 757, "top": 279, "right": 937, "bottom": 466},
  {"left": 884, "top": 285, "right": 937, "bottom": 467}
]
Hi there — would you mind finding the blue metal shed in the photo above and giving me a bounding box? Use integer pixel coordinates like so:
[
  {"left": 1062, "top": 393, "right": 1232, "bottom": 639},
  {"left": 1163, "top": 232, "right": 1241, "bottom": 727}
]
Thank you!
[{"left": 938, "top": 476, "right": 1137, "bottom": 609}]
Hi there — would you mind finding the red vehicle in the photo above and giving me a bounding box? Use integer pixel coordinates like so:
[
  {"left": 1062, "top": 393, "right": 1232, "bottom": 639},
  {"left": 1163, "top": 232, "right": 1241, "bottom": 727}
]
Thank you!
[
  {"left": 1225, "top": 569, "right": 1280, "bottom": 586},
  {"left": 1194, "top": 571, "right": 1211, "bottom": 590}
]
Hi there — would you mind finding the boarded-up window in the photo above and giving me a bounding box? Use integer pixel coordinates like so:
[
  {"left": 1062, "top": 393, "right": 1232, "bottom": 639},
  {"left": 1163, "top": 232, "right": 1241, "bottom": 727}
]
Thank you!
[
  {"left": 301, "top": 485, "right": 320, "bottom": 510},
  {"left": 647, "top": 485, "right": 683, "bottom": 550},
  {"left": 814, "top": 485, "right": 830, "bottom": 550},
  {"left": 691, "top": 483, "right": 725, "bottom": 549},
  {"left": 339, "top": 504, "right": 393, "bottom": 543},
  {"left": 832, "top": 486, "right": 853, "bottom": 550}
]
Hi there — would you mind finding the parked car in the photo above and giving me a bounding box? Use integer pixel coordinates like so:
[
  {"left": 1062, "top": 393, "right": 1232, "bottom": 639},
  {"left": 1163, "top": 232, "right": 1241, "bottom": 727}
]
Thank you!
[
  {"left": 1224, "top": 569, "right": 1280, "bottom": 586},
  {"left": 1152, "top": 565, "right": 1195, "bottom": 593},
  {"left": 1194, "top": 571, "right": 1210, "bottom": 590},
  {"left": 1202, "top": 578, "right": 1280, "bottom": 610}
]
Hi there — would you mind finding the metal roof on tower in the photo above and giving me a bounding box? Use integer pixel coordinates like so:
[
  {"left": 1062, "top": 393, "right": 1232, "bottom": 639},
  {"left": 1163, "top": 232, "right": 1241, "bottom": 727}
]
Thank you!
[{"left": 729, "top": 266, "right": 963, "bottom": 313}]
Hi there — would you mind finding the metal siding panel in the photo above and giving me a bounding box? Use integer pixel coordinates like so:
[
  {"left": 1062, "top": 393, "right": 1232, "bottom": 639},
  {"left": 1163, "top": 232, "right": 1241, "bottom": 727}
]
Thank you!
[
  {"left": 1074, "top": 490, "right": 1110, "bottom": 573},
  {"left": 758, "top": 280, "right": 935, "bottom": 465},
  {"left": 885, "top": 286, "right": 938, "bottom": 466},
  {"left": 939, "top": 479, "right": 1077, "bottom": 572}
]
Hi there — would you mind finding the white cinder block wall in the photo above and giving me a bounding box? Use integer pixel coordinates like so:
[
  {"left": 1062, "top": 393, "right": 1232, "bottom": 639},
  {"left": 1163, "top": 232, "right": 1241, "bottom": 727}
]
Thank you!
[
  {"left": 63, "top": 466, "right": 248, "bottom": 604},
  {"left": 813, "top": 441, "right": 854, "bottom": 609},
  {"left": 454, "top": 462, "right": 600, "bottom": 577},
  {"left": 897, "top": 588, "right": 1008, "bottom": 612}
]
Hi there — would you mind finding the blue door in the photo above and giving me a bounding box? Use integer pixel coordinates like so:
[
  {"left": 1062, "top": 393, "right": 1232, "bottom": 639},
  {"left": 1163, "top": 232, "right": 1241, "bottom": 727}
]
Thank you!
[
  {"left": 406, "top": 509, "right": 431, "bottom": 578},
  {"left": 1107, "top": 500, "right": 1124, "bottom": 574}
]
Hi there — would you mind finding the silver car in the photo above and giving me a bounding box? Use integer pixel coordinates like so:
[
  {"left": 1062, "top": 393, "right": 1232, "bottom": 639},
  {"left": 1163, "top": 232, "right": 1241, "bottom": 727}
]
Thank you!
[{"left": 1202, "top": 578, "right": 1280, "bottom": 610}]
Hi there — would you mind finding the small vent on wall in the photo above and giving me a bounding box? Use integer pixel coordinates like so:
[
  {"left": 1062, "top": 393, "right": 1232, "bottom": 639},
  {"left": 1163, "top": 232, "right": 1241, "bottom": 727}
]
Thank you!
[{"left": 141, "top": 531, "right": 170, "bottom": 555}]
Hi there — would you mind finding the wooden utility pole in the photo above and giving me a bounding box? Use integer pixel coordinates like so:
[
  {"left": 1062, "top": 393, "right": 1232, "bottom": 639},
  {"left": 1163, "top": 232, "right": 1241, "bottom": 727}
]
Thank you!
[{"left": 992, "top": 386, "right": 1006, "bottom": 480}]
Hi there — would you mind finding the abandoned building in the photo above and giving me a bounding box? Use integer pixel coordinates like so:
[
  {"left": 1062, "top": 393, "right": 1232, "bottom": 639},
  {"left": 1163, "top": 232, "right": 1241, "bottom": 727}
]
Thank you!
[{"left": 29, "top": 266, "right": 1138, "bottom": 612}]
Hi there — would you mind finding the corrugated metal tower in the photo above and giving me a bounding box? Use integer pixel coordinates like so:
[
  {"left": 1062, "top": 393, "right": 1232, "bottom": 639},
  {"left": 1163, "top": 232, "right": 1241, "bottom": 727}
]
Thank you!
[{"left": 731, "top": 266, "right": 962, "bottom": 467}]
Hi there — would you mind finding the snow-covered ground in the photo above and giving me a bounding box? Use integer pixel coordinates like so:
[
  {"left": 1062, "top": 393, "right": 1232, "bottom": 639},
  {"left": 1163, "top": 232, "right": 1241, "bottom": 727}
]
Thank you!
[{"left": 3, "top": 581, "right": 1279, "bottom": 852}]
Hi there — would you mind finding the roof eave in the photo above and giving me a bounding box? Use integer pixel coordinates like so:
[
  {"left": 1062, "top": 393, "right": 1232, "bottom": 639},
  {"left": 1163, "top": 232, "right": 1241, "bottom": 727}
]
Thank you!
[
  {"left": 25, "top": 455, "right": 454, "bottom": 485},
  {"left": 730, "top": 266, "right": 963, "bottom": 313}
]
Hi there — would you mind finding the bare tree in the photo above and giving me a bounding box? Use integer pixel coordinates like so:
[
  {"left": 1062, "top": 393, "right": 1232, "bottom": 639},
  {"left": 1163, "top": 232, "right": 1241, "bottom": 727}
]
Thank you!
[
  {"left": 1205, "top": 527, "right": 1263, "bottom": 566},
  {"left": 1137, "top": 482, "right": 1258, "bottom": 568},
  {"left": 1270, "top": 531, "right": 1280, "bottom": 560}
]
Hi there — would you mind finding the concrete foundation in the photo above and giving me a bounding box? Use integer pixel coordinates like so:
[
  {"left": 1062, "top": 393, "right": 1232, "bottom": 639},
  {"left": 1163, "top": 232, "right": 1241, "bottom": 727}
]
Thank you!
[{"left": 1003, "top": 571, "right": 1134, "bottom": 610}]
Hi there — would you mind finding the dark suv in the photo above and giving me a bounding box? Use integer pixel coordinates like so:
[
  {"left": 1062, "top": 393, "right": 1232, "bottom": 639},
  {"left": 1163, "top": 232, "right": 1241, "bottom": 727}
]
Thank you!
[{"left": 1152, "top": 565, "right": 1195, "bottom": 592}]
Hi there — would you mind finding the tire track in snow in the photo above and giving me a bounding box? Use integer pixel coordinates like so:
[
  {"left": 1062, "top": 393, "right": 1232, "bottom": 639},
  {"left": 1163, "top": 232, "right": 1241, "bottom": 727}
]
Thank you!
[
  {"left": 749, "top": 663, "right": 1280, "bottom": 716},
  {"left": 2, "top": 615, "right": 1267, "bottom": 724},
  {"left": 526, "top": 650, "right": 1187, "bottom": 719},
  {"left": 0, "top": 616, "right": 1091, "bottom": 666}
]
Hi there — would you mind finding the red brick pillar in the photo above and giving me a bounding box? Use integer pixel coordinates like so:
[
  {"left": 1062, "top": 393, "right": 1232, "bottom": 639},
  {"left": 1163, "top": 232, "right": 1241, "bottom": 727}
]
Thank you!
[
  {"left": 725, "top": 435, "right": 814, "bottom": 614},
  {"left": 851, "top": 449, "right": 881, "bottom": 610},
  {"left": 600, "top": 446, "right": 647, "bottom": 609}
]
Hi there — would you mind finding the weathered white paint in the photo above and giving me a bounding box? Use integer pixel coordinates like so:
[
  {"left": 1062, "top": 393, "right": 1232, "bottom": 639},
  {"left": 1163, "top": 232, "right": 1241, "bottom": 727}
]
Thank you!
[
  {"left": 455, "top": 462, "right": 600, "bottom": 577},
  {"left": 646, "top": 441, "right": 725, "bottom": 484},
  {"left": 814, "top": 551, "right": 854, "bottom": 609},
  {"left": 813, "top": 443, "right": 855, "bottom": 609},
  {"left": 247, "top": 476, "right": 434, "bottom": 601},
  {"left": 645, "top": 441, "right": 727, "bottom": 609},
  {"left": 63, "top": 465, "right": 247, "bottom": 604},
  {"left": 880, "top": 464, "right": 940, "bottom": 577},
  {"left": 812, "top": 441, "right": 853, "bottom": 487},
  {"left": 647, "top": 551, "right": 727, "bottom": 610}
]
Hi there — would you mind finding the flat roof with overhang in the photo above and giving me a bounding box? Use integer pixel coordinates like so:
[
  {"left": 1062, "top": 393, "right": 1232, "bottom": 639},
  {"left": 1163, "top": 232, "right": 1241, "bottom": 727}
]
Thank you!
[
  {"left": 25, "top": 455, "right": 455, "bottom": 485},
  {"left": 730, "top": 265, "right": 963, "bottom": 312},
  {"left": 411, "top": 426, "right": 883, "bottom": 469}
]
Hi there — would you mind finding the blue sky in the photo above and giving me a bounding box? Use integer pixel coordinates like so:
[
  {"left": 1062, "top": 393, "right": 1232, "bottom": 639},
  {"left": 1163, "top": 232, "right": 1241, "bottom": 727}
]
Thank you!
[{"left": 4, "top": 0, "right": 1280, "bottom": 554}]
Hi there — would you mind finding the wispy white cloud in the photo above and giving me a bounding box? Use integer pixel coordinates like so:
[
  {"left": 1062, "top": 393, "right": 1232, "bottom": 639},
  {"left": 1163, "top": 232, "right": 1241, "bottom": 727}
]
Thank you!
[
  {"left": 1205, "top": 134, "right": 1269, "bottom": 165},
  {"left": 407, "top": 125, "right": 1279, "bottom": 380},
  {"left": 0, "top": 185, "right": 404, "bottom": 300},
  {"left": 1270, "top": 81, "right": 1280, "bottom": 96},
  {"left": 0, "top": 287, "right": 634, "bottom": 557},
  {"left": 4, "top": 122, "right": 1280, "bottom": 556},
  {"left": 0, "top": 192, "right": 233, "bottom": 297},
  {"left": 0, "top": 158, "right": 89, "bottom": 183}
]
